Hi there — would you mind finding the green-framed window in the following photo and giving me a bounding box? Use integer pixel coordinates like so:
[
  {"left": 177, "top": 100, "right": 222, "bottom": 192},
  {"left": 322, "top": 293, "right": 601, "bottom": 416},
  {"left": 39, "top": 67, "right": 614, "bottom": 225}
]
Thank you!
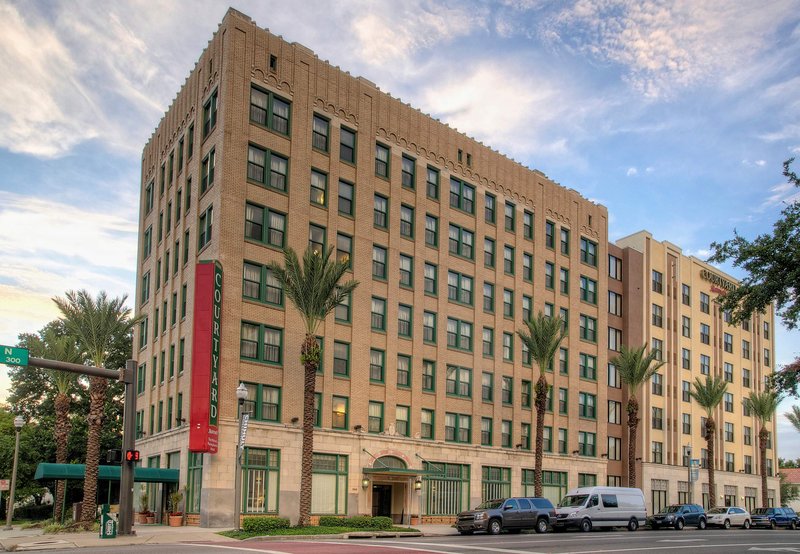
[
  {"left": 308, "top": 223, "right": 326, "bottom": 255},
  {"left": 578, "top": 431, "right": 596, "bottom": 457},
  {"left": 141, "top": 271, "right": 150, "bottom": 304},
  {"left": 314, "top": 393, "right": 321, "bottom": 427},
  {"left": 312, "top": 453, "right": 348, "bottom": 514},
  {"left": 137, "top": 363, "right": 146, "bottom": 394},
  {"left": 183, "top": 229, "right": 189, "bottom": 265},
  {"left": 485, "top": 193, "right": 496, "bottom": 223},
  {"left": 240, "top": 322, "right": 282, "bottom": 364},
  {"left": 336, "top": 233, "right": 352, "bottom": 269},
  {"left": 176, "top": 393, "right": 183, "bottom": 426},
  {"left": 449, "top": 177, "right": 475, "bottom": 214},
  {"left": 446, "top": 318, "right": 472, "bottom": 351},
  {"left": 335, "top": 293, "right": 351, "bottom": 323},
  {"left": 502, "top": 332, "right": 513, "bottom": 361},
  {"left": 244, "top": 262, "right": 274, "bottom": 303},
  {"left": 445, "top": 412, "right": 471, "bottom": 443},
  {"left": 422, "top": 360, "right": 435, "bottom": 392},
  {"left": 143, "top": 226, "right": 152, "bottom": 259},
  {"left": 580, "top": 353, "right": 597, "bottom": 380},
  {"left": 396, "top": 405, "right": 410, "bottom": 436},
  {"left": 482, "top": 466, "right": 510, "bottom": 501},
  {"left": 144, "top": 181, "right": 154, "bottom": 215},
  {"left": 421, "top": 409, "right": 434, "bottom": 439},
  {"left": 340, "top": 127, "right": 356, "bottom": 164},
  {"left": 559, "top": 267, "right": 569, "bottom": 294},
  {"left": 424, "top": 262, "right": 437, "bottom": 296},
  {"left": 501, "top": 421, "right": 512, "bottom": 447},
  {"left": 545, "top": 220, "right": 555, "bottom": 249},
  {"left": 375, "top": 143, "right": 390, "bottom": 178},
  {"left": 312, "top": 114, "right": 329, "bottom": 152},
  {"left": 331, "top": 396, "right": 348, "bottom": 430},
  {"left": 397, "top": 354, "right": 411, "bottom": 388},
  {"left": 558, "top": 388, "right": 568, "bottom": 414},
  {"left": 369, "top": 348, "right": 384, "bottom": 382},
  {"left": 425, "top": 214, "right": 438, "bottom": 247},
  {"left": 371, "top": 297, "right": 386, "bottom": 331},
  {"left": 481, "top": 372, "right": 493, "bottom": 402},
  {"left": 373, "top": 193, "right": 389, "bottom": 228},
  {"left": 521, "top": 423, "right": 531, "bottom": 450},
  {"left": 523, "top": 210, "right": 534, "bottom": 240},
  {"left": 501, "top": 376, "right": 513, "bottom": 405},
  {"left": 372, "top": 245, "right": 387, "bottom": 279},
  {"left": 503, "top": 245, "right": 514, "bottom": 274},
  {"left": 484, "top": 237, "right": 495, "bottom": 268},
  {"left": 579, "top": 392, "right": 596, "bottom": 419},
  {"left": 523, "top": 252, "right": 533, "bottom": 281},
  {"left": 522, "top": 340, "right": 532, "bottom": 366},
  {"left": 242, "top": 383, "right": 281, "bottom": 423},
  {"left": 579, "top": 314, "right": 597, "bottom": 342},
  {"left": 200, "top": 149, "right": 215, "bottom": 194},
  {"left": 539, "top": 470, "right": 567, "bottom": 506},
  {"left": 338, "top": 179, "right": 354, "bottom": 216},
  {"left": 166, "top": 397, "right": 173, "bottom": 430},
  {"left": 544, "top": 261, "right": 554, "bottom": 289},
  {"left": 580, "top": 237, "right": 598, "bottom": 266},
  {"left": 169, "top": 344, "right": 175, "bottom": 378},
  {"left": 426, "top": 166, "right": 439, "bottom": 199},
  {"left": 135, "top": 410, "right": 144, "bottom": 439},
  {"left": 399, "top": 254, "right": 413, "bottom": 288},
  {"left": 560, "top": 227, "right": 570, "bottom": 254},
  {"left": 159, "top": 350, "right": 165, "bottom": 383},
  {"left": 310, "top": 169, "right": 327, "bottom": 206},
  {"left": 186, "top": 452, "right": 203, "bottom": 513},
  {"left": 482, "top": 327, "right": 493, "bottom": 358},
  {"left": 522, "top": 295, "right": 532, "bottom": 322},
  {"left": 247, "top": 144, "right": 288, "bottom": 191},
  {"left": 423, "top": 311, "right": 437, "bottom": 343},
  {"left": 483, "top": 282, "right": 494, "bottom": 313},
  {"left": 242, "top": 447, "right": 280, "bottom": 514},
  {"left": 333, "top": 341, "right": 350, "bottom": 377},
  {"left": 558, "top": 428, "right": 568, "bottom": 454},
  {"left": 202, "top": 89, "right": 217, "bottom": 137},
  {"left": 157, "top": 400, "right": 163, "bottom": 433},
  {"left": 446, "top": 365, "right": 471, "bottom": 397},
  {"left": 580, "top": 276, "right": 597, "bottom": 304},
  {"left": 448, "top": 224, "right": 474, "bottom": 259},
  {"left": 368, "top": 401, "right": 384, "bottom": 433},
  {"left": 504, "top": 201, "right": 515, "bottom": 231},
  {"left": 558, "top": 347, "right": 568, "bottom": 374},
  {"left": 401, "top": 155, "right": 415, "bottom": 189},
  {"left": 148, "top": 404, "right": 155, "bottom": 435},
  {"left": 250, "top": 86, "right": 290, "bottom": 135},
  {"left": 503, "top": 289, "right": 514, "bottom": 318},
  {"left": 521, "top": 380, "right": 532, "bottom": 408},
  {"left": 542, "top": 426, "right": 553, "bottom": 452},
  {"left": 245, "top": 202, "right": 286, "bottom": 248},
  {"left": 447, "top": 271, "right": 473, "bottom": 305},
  {"left": 422, "top": 462, "right": 469, "bottom": 515},
  {"left": 579, "top": 473, "right": 597, "bottom": 487}
]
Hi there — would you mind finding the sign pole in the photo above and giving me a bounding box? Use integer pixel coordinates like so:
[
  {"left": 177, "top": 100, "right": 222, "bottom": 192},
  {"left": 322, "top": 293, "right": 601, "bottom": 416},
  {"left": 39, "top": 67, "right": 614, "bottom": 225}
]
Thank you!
[{"left": 118, "top": 360, "right": 137, "bottom": 536}]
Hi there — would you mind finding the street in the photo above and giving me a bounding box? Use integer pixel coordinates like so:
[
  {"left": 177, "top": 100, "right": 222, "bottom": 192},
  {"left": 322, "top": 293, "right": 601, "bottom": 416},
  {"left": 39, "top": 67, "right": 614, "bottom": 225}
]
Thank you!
[{"left": 15, "top": 529, "right": 800, "bottom": 554}]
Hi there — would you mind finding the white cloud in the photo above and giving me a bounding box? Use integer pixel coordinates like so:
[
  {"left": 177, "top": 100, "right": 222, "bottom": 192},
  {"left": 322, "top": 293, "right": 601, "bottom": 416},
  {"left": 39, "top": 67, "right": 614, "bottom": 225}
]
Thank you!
[
  {"left": 626, "top": 167, "right": 638, "bottom": 176},
  {"left": 760, "top": 180, "right": 800, "bottom": 209},
  {"left": 755, "top": 160, "right": 767, "bottom": 166}
]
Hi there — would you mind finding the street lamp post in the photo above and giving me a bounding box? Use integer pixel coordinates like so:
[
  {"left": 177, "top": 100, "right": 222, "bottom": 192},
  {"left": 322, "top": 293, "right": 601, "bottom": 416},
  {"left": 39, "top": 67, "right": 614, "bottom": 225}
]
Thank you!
[
  {"left": 4, "top": 416, "right": 24, "bottom": 530},
  {"left": 233, "top": 383, "right": 248, "bottom": 531},
  {"left": 686, "top": 446, "right": 693, "bottom": 505}
]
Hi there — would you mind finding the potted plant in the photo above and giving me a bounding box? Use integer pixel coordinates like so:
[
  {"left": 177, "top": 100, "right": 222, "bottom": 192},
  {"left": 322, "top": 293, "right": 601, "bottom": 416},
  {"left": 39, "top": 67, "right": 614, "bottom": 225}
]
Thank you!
[
  {"left": 137, "top": 490, "right": 151, "bottom": 524},
  {"left": 168, "top": 490, "right": 184, "bottom": 526}
]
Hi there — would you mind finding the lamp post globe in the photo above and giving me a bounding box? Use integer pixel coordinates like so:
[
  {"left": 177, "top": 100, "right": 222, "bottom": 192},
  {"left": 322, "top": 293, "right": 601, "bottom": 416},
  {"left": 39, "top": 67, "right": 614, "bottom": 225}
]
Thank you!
[
  {"left": 236, "top": 383, "right": 248, "bottom": 403},
  {"left": 13, "top": 416, "right": 23, "bottom": 430}
]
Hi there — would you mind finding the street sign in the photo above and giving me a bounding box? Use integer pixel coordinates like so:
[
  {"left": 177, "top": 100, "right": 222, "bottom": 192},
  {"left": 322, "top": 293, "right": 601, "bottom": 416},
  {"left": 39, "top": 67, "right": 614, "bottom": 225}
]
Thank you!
[
  {"left": 0, "top": 345, "right": 28, "bottom": 367},
  {"left": 0, "top": 479, "right": 9, "bottom": 491},
  {"left": 690, "top": 458, "right": 700, "bottom": 482}
]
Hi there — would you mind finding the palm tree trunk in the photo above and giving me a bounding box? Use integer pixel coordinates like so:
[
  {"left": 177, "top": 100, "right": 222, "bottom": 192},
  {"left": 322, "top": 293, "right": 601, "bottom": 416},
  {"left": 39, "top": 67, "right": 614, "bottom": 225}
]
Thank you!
[
  {"left": 80, "top": 377, "right": 107, "bottom": 526},
  {"left": 626, "top": 397, "right": 639, "bottom": 488},
  {"left": 298, "top": 334, "right": 319, "bottom": 527},
  {"left": 706, "top": 417, "right": 716, "bottom": 509},
  {"left": 759, "top": 426, "right": 769, "bottom": 507},
  {"left": 54, "top": 392, "right": 71, "bottom": 523},
  {"left": 533, "top": 375, "right": 548, "bottom": 497}
]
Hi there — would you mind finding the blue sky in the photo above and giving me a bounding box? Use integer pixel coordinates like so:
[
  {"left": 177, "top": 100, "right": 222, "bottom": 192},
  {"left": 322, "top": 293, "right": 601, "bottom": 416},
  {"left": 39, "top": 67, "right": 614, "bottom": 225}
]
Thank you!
[{"left": 1, "top": 0, "right": 799, "bottom": 456}]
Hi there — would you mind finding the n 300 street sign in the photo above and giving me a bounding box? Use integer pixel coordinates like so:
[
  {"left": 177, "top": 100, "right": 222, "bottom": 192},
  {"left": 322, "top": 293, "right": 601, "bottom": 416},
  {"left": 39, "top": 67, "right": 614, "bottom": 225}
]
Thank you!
[{"left": 0, "top": 345, "right": 28, "bottom": 367}]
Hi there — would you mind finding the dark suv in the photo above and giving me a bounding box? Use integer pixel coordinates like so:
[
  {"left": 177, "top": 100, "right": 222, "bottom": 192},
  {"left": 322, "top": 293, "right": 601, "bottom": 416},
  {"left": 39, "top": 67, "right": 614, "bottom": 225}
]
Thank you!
[
  {"left": 751, "top": 507, "right": 799, "bottom": 529},
  {"left": 457, "top": 497, "right": 556, "bottom": 535},
  {"left": 648, "top": 504, "right": 707, "bottom": 530}
]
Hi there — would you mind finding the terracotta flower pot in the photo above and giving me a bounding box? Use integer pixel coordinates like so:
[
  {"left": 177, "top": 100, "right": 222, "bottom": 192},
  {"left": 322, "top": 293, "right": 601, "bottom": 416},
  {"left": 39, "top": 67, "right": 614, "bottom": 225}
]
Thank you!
[
  {"left": 146, "top": 515, "right": 156, "bottom": 524},
  {"left": 169, "top": 514, "right": 183, "bottom": 527}
]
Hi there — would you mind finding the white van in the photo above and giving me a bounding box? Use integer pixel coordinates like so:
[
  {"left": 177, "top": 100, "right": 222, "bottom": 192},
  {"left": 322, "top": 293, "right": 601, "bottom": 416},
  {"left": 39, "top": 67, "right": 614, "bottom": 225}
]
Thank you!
[{"left": 553, "top": 487, "right": 646, "bottom": 532}]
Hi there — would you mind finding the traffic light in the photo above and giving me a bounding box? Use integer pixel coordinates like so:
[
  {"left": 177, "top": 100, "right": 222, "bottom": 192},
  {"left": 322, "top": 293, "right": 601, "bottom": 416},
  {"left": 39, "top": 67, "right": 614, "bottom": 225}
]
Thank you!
[
  {"left": 106, "top": 449, "right": 122, "bottom": 464},
  {"left": 125, "top": 449, "right": 140, "bottom": 463}
]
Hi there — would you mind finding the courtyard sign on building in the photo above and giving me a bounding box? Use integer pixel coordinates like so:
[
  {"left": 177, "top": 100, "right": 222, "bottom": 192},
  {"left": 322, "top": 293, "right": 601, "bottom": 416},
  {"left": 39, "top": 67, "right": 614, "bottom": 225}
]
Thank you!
[
  {"left": 700, "top": 268, "right": 737, "bottom": 293},
  {"left": 189, "top": 260, "right": 222, "bottom": 453}
]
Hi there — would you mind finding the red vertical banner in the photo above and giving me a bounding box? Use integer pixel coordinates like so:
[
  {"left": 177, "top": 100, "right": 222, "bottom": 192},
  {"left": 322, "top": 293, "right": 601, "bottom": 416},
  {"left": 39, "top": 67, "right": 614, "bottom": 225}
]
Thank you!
[{"left": 189, "top": 260, "right": 222, "bottom": 453}]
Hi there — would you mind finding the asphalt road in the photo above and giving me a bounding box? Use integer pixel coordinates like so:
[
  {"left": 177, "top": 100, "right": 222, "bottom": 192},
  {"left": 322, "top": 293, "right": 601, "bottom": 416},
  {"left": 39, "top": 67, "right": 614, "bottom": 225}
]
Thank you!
[{"left": 18, "top": 529, "right": 800, "bottom": 554}]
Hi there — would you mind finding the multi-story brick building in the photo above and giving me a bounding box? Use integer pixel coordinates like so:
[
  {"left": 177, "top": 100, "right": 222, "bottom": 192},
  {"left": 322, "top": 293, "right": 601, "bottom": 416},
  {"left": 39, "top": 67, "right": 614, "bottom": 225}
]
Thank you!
[{"left": 132, "top": 8, "right": 778, "bottom": 526}]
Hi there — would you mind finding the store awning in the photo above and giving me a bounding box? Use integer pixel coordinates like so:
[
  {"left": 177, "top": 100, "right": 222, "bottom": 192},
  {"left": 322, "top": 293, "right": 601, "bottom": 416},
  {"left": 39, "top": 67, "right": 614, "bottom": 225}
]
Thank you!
[
  {"left": 34, "top": 463, "right": 179, "bottom": 484},
  {"left": 362, "top": 467, "right": 444, "bottom": 476}
]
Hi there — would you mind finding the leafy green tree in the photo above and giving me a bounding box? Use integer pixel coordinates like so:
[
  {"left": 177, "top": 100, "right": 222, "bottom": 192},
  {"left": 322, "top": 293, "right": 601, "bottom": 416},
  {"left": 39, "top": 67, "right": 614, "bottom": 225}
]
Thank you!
[
  {"left": 742, "top": 391, "right": 780, "bottom": 507},
  {"left": 53, "top": 290, "right": 136, "bottom": 527},
  {"left": 787, "top": 405, "right": 800, "bottom": 433},
  {"left": 690, "top": 376, "right": 729, "bottom": 509},
  {"left": 267, "top": 247, "right": 358, "bottom": 527},
  {"left": 0, "top": 408, "right": 52, "bottom": 518},
  {"left": 610, "top": 345, "right": 665, "bottom": 488},
  {"left": 780, "top": 472, "right": 800, "bottom": 506},
  {"left": 517, "top": 312, "right": 566, "bottom": 497}
]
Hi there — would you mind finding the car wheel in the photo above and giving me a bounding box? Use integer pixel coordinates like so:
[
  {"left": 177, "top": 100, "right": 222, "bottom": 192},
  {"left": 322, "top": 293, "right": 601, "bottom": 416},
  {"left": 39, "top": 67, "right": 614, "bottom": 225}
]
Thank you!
[
  {"left": 770, "top": 520, "right": 777, "bottom": 530},
  {"left": 675, "top": 519, "right": 684, "bottom": 531},
  {"left": 698, "top": 519, "right": 707, "bottom": 530},
  {"left": 791, "top": 521, "right": 797, "bottom": 531},
  {"left": 536, "top": 518, "right": 549, "bottom": 534},
  {"left": 580, "top": 518, "right": 592, "bottom": 533},
  {"left": 628, "top": 518, "right": 638, "bottom": 532},
  {"left": 459, "top": 530, "right": 473, "bottom": 535},
  {"left": 724, "top": 519, "right": 731, "bottom": 530},
  {"left": 743, "top": 520, "right": 751, "bottom": 530},
  {"left": 489, "top": 519, "right": 502, "bottom": 535}
]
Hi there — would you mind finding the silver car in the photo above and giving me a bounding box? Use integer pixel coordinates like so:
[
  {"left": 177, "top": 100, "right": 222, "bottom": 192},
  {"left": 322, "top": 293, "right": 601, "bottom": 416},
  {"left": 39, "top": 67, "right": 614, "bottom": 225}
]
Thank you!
[{"left": 706, "top": 506, "right": 751, "bottom": 529}]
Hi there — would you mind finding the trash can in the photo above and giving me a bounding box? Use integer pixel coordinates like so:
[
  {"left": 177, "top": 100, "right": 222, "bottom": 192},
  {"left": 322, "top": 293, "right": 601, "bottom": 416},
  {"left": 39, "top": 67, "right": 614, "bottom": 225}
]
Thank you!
[{"left": 99, "top": 504, "right": 117, "bottom": 539}]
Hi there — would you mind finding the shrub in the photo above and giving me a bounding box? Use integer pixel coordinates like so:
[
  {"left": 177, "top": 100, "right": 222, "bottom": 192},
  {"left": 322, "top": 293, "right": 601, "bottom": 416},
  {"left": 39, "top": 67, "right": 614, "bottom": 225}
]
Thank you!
[
  {"left": 318, "top": 515, "right": 392, "bottom": 529},
  {"left": 14, "top": 503, "right": 53, "bottom": 521},
  {"left": 318, "top": 516, "right": 347, "bottom": 527},
  {"left": 242, "top": 516, "right": 291, "bottom": 534}
]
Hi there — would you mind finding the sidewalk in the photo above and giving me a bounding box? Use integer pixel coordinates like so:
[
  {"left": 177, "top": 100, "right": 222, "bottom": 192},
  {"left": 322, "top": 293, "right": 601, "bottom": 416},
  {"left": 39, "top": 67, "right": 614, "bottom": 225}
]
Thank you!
[{"left": 0, "top": 522, "right": 457, "bottom": 551}]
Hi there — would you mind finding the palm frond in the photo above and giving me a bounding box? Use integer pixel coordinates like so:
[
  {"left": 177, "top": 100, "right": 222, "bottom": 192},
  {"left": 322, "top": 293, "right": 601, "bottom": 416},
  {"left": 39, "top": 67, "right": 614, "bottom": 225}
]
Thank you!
[
  {"left": 786, "top": 406, "right": 800, "bottom": 433},
  {"left": 742, "top": 391, "right": 780, "bottom": 425},
  {"left": 690, "top": 375, "right": 729, "bottom": 417},
  {"left": 516, "top": 311, "right": 567, "bottom": 375},
  {"left": 610, "top": 344, "right": 665, "bottom": 396}
]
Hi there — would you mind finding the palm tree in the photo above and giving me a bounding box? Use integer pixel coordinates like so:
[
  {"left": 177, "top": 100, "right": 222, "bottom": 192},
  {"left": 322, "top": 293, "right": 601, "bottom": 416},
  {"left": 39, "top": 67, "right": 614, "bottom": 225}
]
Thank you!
[
  {"left": 786, "top": 405, "right": 800, "bottom": 433},
  {"left": 743, "top": 391, "right": 780, "bottom": 507},
  {"left": 268, "top": 247, "right": 358, "bottom": 526},
  {"left": 689, "top": 375, "right": 729, "bottom": 509},
  {"left": 611, "top": 345, "right": 665, "bottom": 489},
  {"left": 516, "top": 312, "right": 566, "bottom": 497},
  {"left": 53, "top": 290, "right": 136, "bottom": 527}
]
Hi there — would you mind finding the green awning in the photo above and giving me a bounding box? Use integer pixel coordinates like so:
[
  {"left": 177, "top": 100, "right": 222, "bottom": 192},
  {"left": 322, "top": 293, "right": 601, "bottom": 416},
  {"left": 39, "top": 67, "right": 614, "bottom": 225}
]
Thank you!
[
  {"left": 35, "top": 463, "right": 179, "bottom": 484},
  {"left": 362, "top": 467, "right": 443, "bottom": 476}
]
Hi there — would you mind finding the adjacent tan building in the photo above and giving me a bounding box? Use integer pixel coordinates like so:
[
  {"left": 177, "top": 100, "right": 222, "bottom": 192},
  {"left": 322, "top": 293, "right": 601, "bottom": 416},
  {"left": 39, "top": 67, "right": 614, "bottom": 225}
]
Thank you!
[{"left": 132, "top": 8, "right": 778, "bottom": 526}]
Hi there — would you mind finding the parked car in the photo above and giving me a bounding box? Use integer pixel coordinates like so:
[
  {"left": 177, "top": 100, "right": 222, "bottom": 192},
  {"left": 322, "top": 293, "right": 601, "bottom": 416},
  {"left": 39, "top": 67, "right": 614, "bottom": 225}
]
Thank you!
[
  {"left": 750, "top": 507, "right": 799, "bottom": 529},
  {"left": 648, "top": 504, "right": 706, "bottom": 530},
  {"left": 553, "top": 487, "right": 646, "bottom": 532},
  {"left": 456, "top": 497, "right": 556, "bottom": 535},
  {"left": 706, "top": 506, "right": 751, "bottom": 529}
]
